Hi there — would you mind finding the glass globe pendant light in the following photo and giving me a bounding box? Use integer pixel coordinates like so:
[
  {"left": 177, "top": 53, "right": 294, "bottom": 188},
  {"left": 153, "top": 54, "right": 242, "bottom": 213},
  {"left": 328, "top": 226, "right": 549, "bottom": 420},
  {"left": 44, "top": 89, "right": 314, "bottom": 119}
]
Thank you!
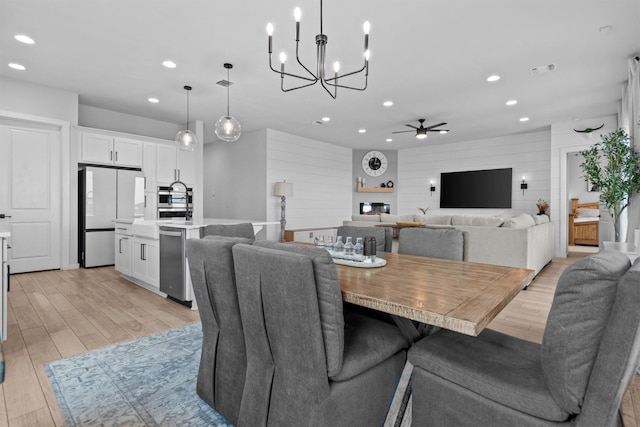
[
  {"left": 215, "top": 63, "right": 242, "bottom": 142},
  {"left": 175, "top": 85, "right": 198, "bottom": 151}
]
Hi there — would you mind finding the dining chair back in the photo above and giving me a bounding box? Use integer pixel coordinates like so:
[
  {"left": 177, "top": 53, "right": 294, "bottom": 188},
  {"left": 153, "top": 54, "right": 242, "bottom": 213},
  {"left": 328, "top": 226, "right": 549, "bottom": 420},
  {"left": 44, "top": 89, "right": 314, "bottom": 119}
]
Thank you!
[
  {"left": 201, "top": 222, "right": 255, "bottom": 241},
  {"left": 398, "top": 227, "right": 464, "bottom": 260},
  {"left": 233, "top": 242, "right": 408, "bottom": 427},
  {"left": 186, "top": 235, "right": 252, "bottom": 425},
  {"left": 407, "top": 249, "right": 637, "bottom": 426}
]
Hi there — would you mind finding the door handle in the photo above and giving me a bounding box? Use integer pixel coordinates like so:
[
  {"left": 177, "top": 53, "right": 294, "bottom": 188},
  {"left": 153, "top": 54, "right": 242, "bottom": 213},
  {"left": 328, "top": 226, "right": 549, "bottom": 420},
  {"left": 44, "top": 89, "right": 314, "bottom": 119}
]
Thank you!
[
  {"left": 141, "top": 243, "right": 146, "bottom": 261},
  {"left": 144, "top": 195, "right": 147, "bottom": 208},
  {"left": 0, "top": 214, "right": 12, "bottom": 219},
  {"left": 110, "top": 151, "right": 113, "bottom": 161},
  {"left": 115, "top": 151, "right": 118, "bottom": 162},
  {"left": 119, "top": 238, "right": 122, "bottom": 254}
]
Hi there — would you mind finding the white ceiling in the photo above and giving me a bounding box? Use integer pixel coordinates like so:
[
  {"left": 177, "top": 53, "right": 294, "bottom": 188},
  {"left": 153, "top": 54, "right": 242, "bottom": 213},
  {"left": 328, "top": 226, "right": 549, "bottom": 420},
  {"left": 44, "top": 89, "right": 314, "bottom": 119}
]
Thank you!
[{"left": 1, "top": 0, "right": 639, "bottom": 149}]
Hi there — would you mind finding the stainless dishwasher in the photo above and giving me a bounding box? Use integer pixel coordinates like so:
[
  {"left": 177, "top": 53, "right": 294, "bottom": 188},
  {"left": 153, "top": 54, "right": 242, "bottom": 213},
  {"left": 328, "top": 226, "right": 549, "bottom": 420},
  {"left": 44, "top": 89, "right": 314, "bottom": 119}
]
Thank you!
[{"left": 159, "top": 226, "right": 189, "bottom": 305}]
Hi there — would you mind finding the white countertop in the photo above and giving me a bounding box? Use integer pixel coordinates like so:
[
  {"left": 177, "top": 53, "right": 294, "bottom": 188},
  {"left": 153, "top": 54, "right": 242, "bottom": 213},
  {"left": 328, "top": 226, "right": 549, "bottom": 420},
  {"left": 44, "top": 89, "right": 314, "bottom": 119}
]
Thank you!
[
  {"left": 131, "top": 218, "right": 279, "bottom": 238},
  {"left": 0, "top": 225, "right": 9, "bottom": 238},
  {"left": 113, "top": 218, "right": 136, "bottom": 224}
]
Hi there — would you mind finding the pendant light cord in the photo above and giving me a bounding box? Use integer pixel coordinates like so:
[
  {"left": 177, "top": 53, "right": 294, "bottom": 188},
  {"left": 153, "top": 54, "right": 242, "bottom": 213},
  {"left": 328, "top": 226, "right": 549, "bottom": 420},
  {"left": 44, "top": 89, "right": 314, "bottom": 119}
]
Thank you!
[
  {"left": 186, "top": 89, "right": 190, "bottom": 130},
  {"left": 227, "top": 67, "right": 230, "bottom": 117},
  {"left": 320, "top": 0, "right": 323, "bottom": 34}
]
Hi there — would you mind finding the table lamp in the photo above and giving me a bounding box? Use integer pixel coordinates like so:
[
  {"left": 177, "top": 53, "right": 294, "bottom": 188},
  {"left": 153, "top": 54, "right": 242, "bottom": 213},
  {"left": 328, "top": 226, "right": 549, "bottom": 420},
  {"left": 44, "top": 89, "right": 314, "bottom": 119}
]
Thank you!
[{"left": 274, "top": 181, "right": 293, "bottom": 242}]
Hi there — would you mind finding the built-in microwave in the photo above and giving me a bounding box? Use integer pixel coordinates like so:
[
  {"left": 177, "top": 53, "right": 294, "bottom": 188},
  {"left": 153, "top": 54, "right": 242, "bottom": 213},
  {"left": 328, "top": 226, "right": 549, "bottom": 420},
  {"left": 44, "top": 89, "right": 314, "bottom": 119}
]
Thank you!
[{"left": 157, "top": 186, "right": 193, "bottom": 219}]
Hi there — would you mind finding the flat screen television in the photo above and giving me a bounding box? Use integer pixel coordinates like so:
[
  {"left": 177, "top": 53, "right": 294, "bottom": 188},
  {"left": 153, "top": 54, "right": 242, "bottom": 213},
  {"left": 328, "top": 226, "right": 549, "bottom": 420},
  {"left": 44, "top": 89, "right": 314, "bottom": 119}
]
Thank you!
[{"left": 440, "top": 168, "right": 512, "bottom": 208}]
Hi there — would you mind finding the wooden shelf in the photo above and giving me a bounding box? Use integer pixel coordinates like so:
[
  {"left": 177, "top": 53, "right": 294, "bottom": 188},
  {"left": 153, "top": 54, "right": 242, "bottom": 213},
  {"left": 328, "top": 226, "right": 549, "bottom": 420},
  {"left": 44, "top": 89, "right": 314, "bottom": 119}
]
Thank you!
[{"left": 356, "top": 187, "right": 394, "bottom": 193}]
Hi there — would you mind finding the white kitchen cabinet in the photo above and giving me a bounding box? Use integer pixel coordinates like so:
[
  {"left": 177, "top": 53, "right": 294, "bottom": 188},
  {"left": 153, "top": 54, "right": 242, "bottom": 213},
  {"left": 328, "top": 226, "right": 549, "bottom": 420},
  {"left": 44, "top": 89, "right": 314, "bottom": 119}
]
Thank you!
[
  {"left": 81, "top": 133, "right": 142, "bottom": 167},
  {"left": 142, "top": 141, "right": 157, "bottom": 192},
  {"left": 156, "top": 144, "right": 195, "bottom": 186},
  {"left": 114, "top": 234, "right": 132, "bottom": 276},
  {"left": 143, "top": 191, "right": 157, "bottom": 220},
  {"left": 132, "top": 236, "right": 159, "bottom": 289}
]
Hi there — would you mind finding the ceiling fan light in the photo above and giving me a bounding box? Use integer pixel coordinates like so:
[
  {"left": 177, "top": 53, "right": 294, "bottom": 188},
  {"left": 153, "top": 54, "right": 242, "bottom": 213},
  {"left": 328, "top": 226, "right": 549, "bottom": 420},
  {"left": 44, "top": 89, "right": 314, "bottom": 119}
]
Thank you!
[{"left": 416, "top": 132, "right": 428, "bottom": 140}]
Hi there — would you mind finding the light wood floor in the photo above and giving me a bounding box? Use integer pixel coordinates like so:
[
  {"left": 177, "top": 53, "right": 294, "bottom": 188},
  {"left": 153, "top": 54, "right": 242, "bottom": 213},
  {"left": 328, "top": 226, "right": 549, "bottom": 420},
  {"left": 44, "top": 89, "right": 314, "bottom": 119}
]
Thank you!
[{"left": 0, "top": 253, "right": 638, "bottom": 426}]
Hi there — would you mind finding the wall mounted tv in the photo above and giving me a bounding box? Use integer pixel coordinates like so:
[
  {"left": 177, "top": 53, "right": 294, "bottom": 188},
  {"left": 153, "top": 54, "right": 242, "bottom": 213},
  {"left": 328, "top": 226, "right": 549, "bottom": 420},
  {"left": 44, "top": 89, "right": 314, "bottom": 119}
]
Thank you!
[{"left": 440, "top": 168, "right": 512, "bottom": 208}]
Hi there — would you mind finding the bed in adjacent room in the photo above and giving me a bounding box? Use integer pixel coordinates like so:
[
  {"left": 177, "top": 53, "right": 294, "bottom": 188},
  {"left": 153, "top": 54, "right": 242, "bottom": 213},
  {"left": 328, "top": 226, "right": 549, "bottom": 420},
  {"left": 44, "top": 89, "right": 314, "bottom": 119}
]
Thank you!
[{"left": 568, "top": 197, "right": 600, "bottom": 246}]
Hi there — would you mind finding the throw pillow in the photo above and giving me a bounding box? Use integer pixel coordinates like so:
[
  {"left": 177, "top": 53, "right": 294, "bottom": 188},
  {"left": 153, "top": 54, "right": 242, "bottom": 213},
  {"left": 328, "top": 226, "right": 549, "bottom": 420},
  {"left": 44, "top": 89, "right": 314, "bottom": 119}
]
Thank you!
[
  {"left": 502, "top": 213, "right": 536, "bottom": 229},
  {"left": 575, "top": 207, "right": 600, "bottom": 218},
  {"left": 418, "top": 214, "right": 452, "bottom": 225}
]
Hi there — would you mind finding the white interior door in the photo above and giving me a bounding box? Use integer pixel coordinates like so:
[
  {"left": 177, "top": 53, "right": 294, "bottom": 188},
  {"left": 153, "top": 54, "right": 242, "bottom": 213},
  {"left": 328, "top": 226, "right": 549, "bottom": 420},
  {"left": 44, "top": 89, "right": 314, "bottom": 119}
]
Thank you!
[{"left": 0, "top": 121, "right": 61, "bottom": 273}]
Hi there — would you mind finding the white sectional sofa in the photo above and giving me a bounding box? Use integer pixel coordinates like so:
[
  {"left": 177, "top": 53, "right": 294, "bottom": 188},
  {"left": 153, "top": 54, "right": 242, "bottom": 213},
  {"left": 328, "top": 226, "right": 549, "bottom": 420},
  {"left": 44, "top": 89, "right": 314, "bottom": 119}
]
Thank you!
[{"left": 342, "top": 213, "right": 554, "bottom": 276}]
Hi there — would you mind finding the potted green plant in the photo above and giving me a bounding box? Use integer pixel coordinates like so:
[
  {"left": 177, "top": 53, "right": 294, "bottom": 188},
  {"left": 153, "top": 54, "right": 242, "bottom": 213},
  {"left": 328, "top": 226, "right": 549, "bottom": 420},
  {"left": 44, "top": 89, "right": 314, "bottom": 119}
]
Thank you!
[{"left": 580, "top": 128, "right": 640, "bottom": 242}]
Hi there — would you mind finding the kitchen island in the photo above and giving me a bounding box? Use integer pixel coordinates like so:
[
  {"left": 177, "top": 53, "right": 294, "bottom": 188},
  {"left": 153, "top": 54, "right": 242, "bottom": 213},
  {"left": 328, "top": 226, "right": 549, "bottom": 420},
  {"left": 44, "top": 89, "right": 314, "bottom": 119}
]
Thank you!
[{"left": 115, "top": 218, "right": 278, "bottom": 307}]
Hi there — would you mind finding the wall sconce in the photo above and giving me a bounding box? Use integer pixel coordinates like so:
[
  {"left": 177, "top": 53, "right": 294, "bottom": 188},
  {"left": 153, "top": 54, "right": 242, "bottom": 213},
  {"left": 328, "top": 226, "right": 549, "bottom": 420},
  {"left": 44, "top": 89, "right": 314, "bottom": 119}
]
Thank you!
[
  {"left": 430, "top": 180, "right": 436, "bottom": 196},
  {"left": 520, "top": 176, "right": 528, "bottom": 195}
]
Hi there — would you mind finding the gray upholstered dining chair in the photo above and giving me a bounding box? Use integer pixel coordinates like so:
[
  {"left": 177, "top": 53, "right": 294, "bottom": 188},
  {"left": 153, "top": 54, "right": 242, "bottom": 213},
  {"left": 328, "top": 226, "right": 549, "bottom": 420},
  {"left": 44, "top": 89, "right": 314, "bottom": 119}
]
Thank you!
[
  {"left": 336, "top": 225, "right": 392, "bottom": 253},
  {"left": 233, "top": 241, "right": 408, "bottom": 427},
  {"left": 398, "top": 227, "right": 464, "bottom": 260},
  {"left": 186, "top": 236, "right": 253, "bottom": 425},
  {"left": 407, "top": 250, "right": 639, "bottom": 427},
  {"left": 201, "top": 222, "right": 255, "bottom": 241}
]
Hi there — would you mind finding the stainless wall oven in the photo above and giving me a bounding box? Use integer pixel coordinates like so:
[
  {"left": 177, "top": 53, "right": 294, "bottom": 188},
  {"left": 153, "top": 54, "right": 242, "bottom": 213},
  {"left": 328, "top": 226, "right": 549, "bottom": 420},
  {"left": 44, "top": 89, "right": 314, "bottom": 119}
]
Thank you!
[{"left": 157, "top": 186, "right": 193, "bottom": 219}]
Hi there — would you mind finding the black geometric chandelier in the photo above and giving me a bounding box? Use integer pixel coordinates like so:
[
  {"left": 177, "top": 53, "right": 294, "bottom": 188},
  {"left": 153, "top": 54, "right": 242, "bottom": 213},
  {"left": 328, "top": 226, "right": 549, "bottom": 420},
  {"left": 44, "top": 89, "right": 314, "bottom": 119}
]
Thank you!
[{"left": 266, "top": 0, "right": 370, "bottom": 99}]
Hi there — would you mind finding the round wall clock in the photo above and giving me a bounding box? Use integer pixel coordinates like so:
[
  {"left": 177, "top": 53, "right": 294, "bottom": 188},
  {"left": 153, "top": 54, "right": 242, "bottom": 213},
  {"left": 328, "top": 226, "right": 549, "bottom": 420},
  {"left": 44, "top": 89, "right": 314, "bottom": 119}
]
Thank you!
[{"left": 362, "top": 150, "right": 388, "bottom": 177}]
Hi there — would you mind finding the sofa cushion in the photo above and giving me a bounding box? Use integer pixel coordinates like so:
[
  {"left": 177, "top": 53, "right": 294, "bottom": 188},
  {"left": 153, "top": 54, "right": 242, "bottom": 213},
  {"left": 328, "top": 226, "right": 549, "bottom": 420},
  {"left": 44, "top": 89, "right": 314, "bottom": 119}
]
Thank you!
[
  {"left": 380, "top": 213, "right": 414, "bottom": 223},
  {"left": 532, "top": 214, "right": 550, "bottom": 225},
  {"left": 351, "top": 214, "right": 381, "bottom": 222},
  {"left": 416, "top": 214, "right": 452, "bottom": 225},
  {"left": 253, "top": 241, "right": 345, "bottom": 377},
  {"left": 502, "top": 213, "right": 536, "bottom": 229},
  {"left": 451, "top": 215, "right": 504, "bottom": 227},
  {"left": 541, "top": 250, "right": 630, "bottom": 414}
]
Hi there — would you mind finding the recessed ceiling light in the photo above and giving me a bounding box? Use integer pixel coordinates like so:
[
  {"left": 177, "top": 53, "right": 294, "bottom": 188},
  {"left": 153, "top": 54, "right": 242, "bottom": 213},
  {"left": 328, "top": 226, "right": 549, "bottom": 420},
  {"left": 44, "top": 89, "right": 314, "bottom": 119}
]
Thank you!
[
  {"left": 162, "top": 60, "right": 177, "bottom": 68},
  {"left": 358, "top": 129, "right": 366, "bottom": 133},
  {"left": 148, "top": 98, "right": 159, "bottom": 103},
  {"left": 322, "top": 117, "right": 330, "bottom": 122},
  {"left": 8, "top": 63, "right": 26, "bottom": 71},
  {"left": 383, "top": 101, "right": 393, "bottom": 107},
  {"left": 486, "top": 75, "right": 501, "bottom": 82},
  {"left": 14, "top": 34, "right": 35, "bottom": 44},
  {"left": 519, "top": 117, "right": 530, "bottom": 122},
  {"left": 506, "top": 100, "right": 518, "bottom": 106},
  {"left": 386, "top": 138, "right": 393, "bottom": 142},
  {"left": 529, "top": 63, "right": 556, "bottom": 75}
]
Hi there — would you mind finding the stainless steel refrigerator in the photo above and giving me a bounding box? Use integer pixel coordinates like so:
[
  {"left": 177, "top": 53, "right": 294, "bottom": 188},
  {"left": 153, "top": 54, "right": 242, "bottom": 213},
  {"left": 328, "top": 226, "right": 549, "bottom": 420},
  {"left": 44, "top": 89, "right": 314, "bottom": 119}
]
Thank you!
[{"left": 79, "top": 166, "right": 144, "bottom": 267}]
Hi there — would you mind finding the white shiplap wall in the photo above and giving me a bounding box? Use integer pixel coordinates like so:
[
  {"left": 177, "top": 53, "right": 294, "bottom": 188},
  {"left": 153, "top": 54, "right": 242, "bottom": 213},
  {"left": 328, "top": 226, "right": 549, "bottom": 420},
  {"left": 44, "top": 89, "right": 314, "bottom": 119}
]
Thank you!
[
  {"left": 266, "top": 129, "right": 352, "bottom": 240},
  {"left": 398, "top": 130, "right": 551, "bottom": 218}
]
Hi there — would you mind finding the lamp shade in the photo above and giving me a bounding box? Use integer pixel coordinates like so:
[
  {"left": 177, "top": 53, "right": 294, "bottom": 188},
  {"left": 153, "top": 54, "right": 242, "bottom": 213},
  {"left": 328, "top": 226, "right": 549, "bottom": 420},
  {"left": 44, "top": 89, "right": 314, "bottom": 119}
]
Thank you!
[{"left": 274, "top": 181, "right": 293, "bottom": 197}]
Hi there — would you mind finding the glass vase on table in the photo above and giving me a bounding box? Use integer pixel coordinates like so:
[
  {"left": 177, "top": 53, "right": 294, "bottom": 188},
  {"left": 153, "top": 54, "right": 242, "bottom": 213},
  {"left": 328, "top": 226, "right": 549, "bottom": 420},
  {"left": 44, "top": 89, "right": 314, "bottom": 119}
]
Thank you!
[
  {"left": 333, "top": 236, "right": 344, "bottom": 259},
  {"left": 354, "top": 237, "right": 365, "bottom": 262},
  {"left": 344, "top": 237, "right": 354, "bottom": 260}
]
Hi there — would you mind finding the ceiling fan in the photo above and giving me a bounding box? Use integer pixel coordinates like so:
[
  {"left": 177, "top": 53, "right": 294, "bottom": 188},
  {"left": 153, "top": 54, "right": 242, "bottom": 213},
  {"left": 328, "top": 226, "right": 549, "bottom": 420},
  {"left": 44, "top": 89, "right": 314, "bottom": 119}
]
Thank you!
[{"left": 393, "top": 118, "right": 449, "bottom": 139}]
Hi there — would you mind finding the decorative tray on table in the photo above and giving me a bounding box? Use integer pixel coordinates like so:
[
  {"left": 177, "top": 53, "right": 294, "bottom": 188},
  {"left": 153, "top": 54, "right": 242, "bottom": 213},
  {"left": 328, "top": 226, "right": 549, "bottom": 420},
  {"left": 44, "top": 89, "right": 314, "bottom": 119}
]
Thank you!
[{"left": 332, "top": 257, "right": 387, "bottom": 268}]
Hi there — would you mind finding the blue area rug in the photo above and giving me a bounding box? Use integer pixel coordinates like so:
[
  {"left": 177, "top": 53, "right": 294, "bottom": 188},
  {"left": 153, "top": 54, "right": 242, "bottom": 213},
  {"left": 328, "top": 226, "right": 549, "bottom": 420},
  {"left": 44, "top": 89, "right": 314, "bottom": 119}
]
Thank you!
[{"left": 45, "top": 322, "right": 232, "bottom": 426}]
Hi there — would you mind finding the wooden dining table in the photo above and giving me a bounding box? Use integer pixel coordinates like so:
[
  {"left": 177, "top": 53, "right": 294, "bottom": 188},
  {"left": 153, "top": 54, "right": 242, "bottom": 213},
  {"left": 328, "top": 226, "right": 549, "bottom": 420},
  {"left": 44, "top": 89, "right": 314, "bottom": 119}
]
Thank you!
[{"left": 336, "top": 253, "right": 535, "bottom": 339}]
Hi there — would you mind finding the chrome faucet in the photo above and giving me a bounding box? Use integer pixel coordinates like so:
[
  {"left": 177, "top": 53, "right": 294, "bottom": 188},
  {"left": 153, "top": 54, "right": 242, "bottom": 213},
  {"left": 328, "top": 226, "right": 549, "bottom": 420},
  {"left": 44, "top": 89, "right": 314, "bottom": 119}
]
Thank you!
[{"left": 168, "top": 180, "right": 192, "bottom": 221}]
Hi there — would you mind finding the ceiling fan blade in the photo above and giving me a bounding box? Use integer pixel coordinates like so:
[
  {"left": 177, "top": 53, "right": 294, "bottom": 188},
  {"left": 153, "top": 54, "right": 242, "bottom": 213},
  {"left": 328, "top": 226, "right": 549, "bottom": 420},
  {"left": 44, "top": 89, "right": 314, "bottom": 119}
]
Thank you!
[
  {"left": 404, "top": 124, "right": 419, "bottom": 129},
  {"left": 426, "top": 129, "right": 450, "bottom": 132},
  {"left": 424, "top": 122, "right": 447, "bottom": 131},
  {"left": 392, "top": 130, "right": 415, "bottom": 134}
]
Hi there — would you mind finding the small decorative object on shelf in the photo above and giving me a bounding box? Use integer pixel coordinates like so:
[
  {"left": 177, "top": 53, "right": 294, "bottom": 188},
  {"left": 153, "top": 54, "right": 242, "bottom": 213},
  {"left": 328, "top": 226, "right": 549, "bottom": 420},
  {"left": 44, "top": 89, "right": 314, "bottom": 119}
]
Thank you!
[
  {"left": 418, "top": 207, "right": 429, "bottom": 215},
  {"left": 387, "top": 180, "right": 394, "bottom": 188},
  {"left": 536, "top": 199, "right": 549, "bottom": 215},
  {"left": 380, "top": 182, "right": 386, "bottom": 188}
]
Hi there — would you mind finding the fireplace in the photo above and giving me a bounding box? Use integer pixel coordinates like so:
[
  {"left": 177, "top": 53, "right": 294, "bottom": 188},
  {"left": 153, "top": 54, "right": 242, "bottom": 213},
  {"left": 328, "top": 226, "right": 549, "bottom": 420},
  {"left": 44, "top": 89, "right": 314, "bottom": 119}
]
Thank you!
[{"left": 360, "top": 202, "right": 391, "bottom": 214}]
